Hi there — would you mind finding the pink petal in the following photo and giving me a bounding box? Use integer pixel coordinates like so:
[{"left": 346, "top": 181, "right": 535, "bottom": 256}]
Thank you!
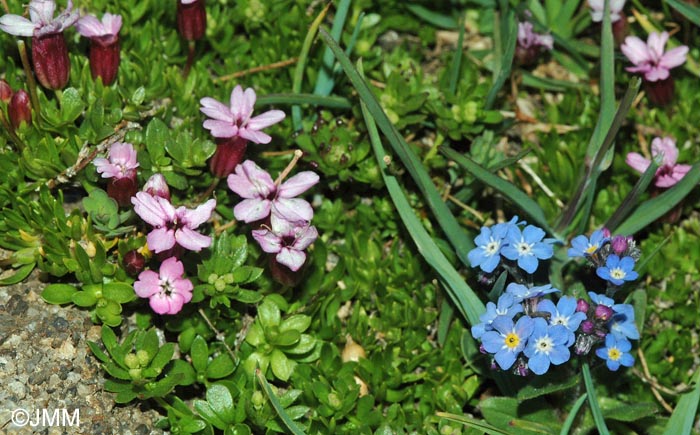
[
  {"left": 203, "top": 120, "right": 238, "bottom": 138},
  {"left": 252, "top": 229, "right": 282, "bottom": 253},
  {"left": 278, "top": 171, "right": 319, "bottom": 197},
  {"left": 133, "top": 270, "right": 161, "bottom": 298},
  {"left": 182, "top": 199, "right": 216, "bottom": 228},
  {"left": 647, "top": 32, "right": 668, "bottom": 60},
  {"left": 147, "top": 227, "right": 177, "bottom": 253},
  {"left": 175, "top": 227, "right": 212, "bottom": 251},
  {"left": 75, "top": 15, "right": 104, "bottom": 37},
  {"left": 132, "top": 192, "right": 172, "bottom": 227},
  {"left": 102, "top": 13, "right": 122, "bottom": 35},
  {"left": 644, "top": 66, "right": 669, "bottom": 82},
  {"left": 659, "top": 46, "right": 688, "bottom": 70},
  {"left": 0, "top": 14, "right": 37, "bottom": 37},
  {"left": 229, "top": 85, "right": 246, "bottom": 121},
  {"left": 173, "top": 280, "right": 193, "bottom": 303},
  {"left": 655, "top": 174, "right": 679, "bottom": 188},
  {"left": 200, "top": 97, "right": 234, "bottom": 122},
  {"left": 247, "top": 110, "right": 286, "bottom": 130},
  {"left": 93, "top": 158, "right": 120, "bottom": 178},
  {"left": 239, "top": 87, "right": 257, "bottom": 124},
  {"left": 238, "top": 127, "right": 272, "bottom": 144},
  {"left": 109, "top": 142, "right": 139, "bottom": 169},
  {"left": 227, "top": 160, "right": 275, "bottom": 198},
  {"left": 621, "top": 36, "right": 651, "bottom": 66},
  {"left": 293, "top": 225, "right": 318, "bottom": 251},
  {"left": 625, "top": 152, "right": 651, "bottom": 174},
  {"left": 29, "top": 0, "right": 56, "bottom": 25},
  {"left": 651, "top": 137, "right": 678, "bottom": 166},
  {"left": 233, "top": 198, "right": 272, "bottom": 222},
  {"left": 276, "top": 248, "right": 306, "bottom": 271},
  {"left": 159, "top": 257, "right": 185, "bottom": 281},
  {"left": 273, "top": 198, "right": 314, "bottom": 222},
  {"left": 163, "top": 293, "right": 185, "bottom": 314},
  {"left": 148, "top": 292, "right": 173, "bottom": 315}
]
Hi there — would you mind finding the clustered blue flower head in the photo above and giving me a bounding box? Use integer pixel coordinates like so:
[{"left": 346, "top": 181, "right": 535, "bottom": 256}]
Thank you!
[
  {"left": 468, "top": 217, "right": 555, "bottom": 275},
  {"left": 568, "top": 228, "right": 641, "bottom": 289}
]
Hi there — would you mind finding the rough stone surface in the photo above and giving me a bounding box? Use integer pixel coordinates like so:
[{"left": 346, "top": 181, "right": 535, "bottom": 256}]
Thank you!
[{"left": 0, "top": 272, "right": 165, "bottom": 434}]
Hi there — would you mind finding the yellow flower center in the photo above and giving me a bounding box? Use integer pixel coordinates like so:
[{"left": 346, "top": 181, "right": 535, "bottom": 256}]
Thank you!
[
  {"left": 585, "top": 244, "right": 599, "bottom": 254},
  {"left": 505, "top": 332, "right": 520, "bottom": 349},
  {"left": 608, "top": 348, "right": 621, "bottom": 361}
]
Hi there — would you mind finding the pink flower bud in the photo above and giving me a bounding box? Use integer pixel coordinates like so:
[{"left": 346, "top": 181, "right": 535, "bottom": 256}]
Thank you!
[
  {"left": 177, "top": 0, "right": 207, "bottom": 41},
  {"left": 143, "top": 173, "right": 171, "bottom": 201},
  {"left": 611, "top": 235, "right": 629, "bottom": 255},
  {"left": 601, "top": 228, "right": 611, "bottom": 238},
  {"left": 32, "top": 33, "right": 72, "bottom": 90},
  {"left": 123, "top": 250, "right": 146, "bottom": 276},
  {"left": 581, "top": 320, "right": 595, "bottom": 334},
  {"left": 594, "top": 304, "right": 613, "bottom": 322},
  {"left": 9, "top": 89, "right": 31, "bottom": 128},
  {"left": 0, "top": 79, "right": 12, "bottom": 103},
  {"left": 210, "top": 137, "right": 247, "bottom": 178},
  {"left": 576, "top": 298, "right": 590, "bottom": 313}
]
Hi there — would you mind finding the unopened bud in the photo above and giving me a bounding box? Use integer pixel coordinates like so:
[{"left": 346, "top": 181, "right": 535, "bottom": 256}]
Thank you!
[
  {"left": 32, "top": 33, "right": 72, "bottom": 90},
  {"left": 611, "top": 235, "right": 629, "bottom": 255},
  {"left": 177, "top": 0, "right": 207, "bottom": 41},
  {"left": 143, "top": 173, "right": 171, "bottom": 200},
  {"left": 107, "top": 175, "right": 139, "bottom": 207},
  {"left": 576, "top": 299, "right": 590, "bottom": 313},
  {"left": 9, "top": 89, "right": 31, "bottom": 129},
  {"left": 88, "top": 35, "right": 120, "bottom": 85},
  {"left": 124, "top": 250, "right": 146, "bottom": 276},
  {"left": 594, "top": 305, "right": 613, "bottom": 322},
  {"left": 0, "top": 79, "right": 12, "bottom": 103},
  {"left": 581, "top": 320, "right": 595, "bottom": 334}
]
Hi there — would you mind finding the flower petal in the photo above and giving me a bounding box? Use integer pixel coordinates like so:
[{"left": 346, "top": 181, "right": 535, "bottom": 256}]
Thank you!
[
  {"left": 0, "top": 15, "right": 37, "bottom": 37},
  {"left": 293, "top": 225, "right": 318, "bottom": 250},
  {"left": 148, "top": 292, "right": 173, "bottom": 315},
  {"left": 132, "top": 192, "right": 172, "bottom": 227},
  {"left": 647, "top": 31, "right": 668, "bottom": 60},
  {"left": 278, "top": 171, "right": 320, "bottom": 197},
  {"left": 621, "top": 36, "right": 651, "bottom": 66},
  {"left": 133, "top": 270, "right": 161, "bottom": 298},
  {"left": 233, "top": 198, "right": 271, "bottom": 222},
  {"left": 182, "top": 198, "right": 216, "bottom": 228},
  {"left": 200, "top": 97, "right": 234, "bottom": 122},
  {"left": 276, "top": 247, "right": 306, "bottom": 271},
  {"left": 651, "top": 137, "right": 678, "bottom": 166},
  {"left": 227, "top": 160, "right": 275, "bottom": 198},
  {"left": 159, "top": 257, "right": 184, "bottom": 280},
  {"left": 252, "top": 229, "right": 282, "bottom": 253},
  {"left": 238, "top": 127, "right": 272, "bottom": 144},
  {"left": 247, "top": 110, "right": 286, "bottom": 130},
  {"left": 203, "top": 120, "right": 238, "bottom": 138},
  {"left": 147, "top": 227, "right": 176, "bottom": 253},
  {"left": 75, "top": 14, "right": 104, "bottom": 37},
  {"left": 273, "top": 198, "right": 314, "bottom": 222},
  {"left": 175, "top": 227, "right": 211, "bottom": 251},
  {"left": 625, "top": 152, "right": 651, "bottom": 174},
  {"left": 659, "top": 45, "right": 688, "bottom": 70}
]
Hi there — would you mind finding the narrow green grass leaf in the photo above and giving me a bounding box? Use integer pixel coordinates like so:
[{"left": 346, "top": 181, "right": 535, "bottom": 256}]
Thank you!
[
  {"left": 405, "top": 4, "right": 458, "bottom": 29},
  {"left": 605, "top": 155, "right": 661, "bottom": 232},
  {"left": 448, "top": 14, "right": 466, "bottom": 96},
  {"left": 291, "top": 3, "right": 331, "bottom": 130},
  {"left": 256, "top": 93, "right": 351, "bottom": 109},
  {"left": 256, "top": 368, "right": 306, "bottom": 435},
  {"left": 485, "top": 9, "right": 517, "bottom": 109},
  {"left": 436, "top": 412, "right": 510, "bottom": 434},
  {"left": 560, "top": 394, "right": 588, "bottom": 435},
  {"left": 318, "top": 27, "right": 475, "bottom": 264},
  {"left": 583, "top": 362, "right": 611, "bottom": 435},
  {"left": 521, "top": 72, "right": 586, "bottom": 92},
  {"left": 614, "top": 163, "right": 700, "bottom": 235},
  {"left": 360, "top": 92, "right": 484, "bottom": 325},
  {"left": 313, "top": 0, "right": 351, "bottom": 96},
  {"left": 662, "top": 369, "right": 700, "bottom": 435},
  {"left": 666, "top": 0, "right": 700, "bottom": 26},
  {"left": 440, "top": 146, "right": 554, "bottom": 235}
]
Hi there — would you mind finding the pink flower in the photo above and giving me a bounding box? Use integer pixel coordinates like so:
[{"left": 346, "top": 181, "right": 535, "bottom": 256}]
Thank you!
[
  {"left": 93, "top": 142, "right": 139, "bottom": 179},
  {"left": 131, "top": 192, "right": 216, "bottom": 253},
  {"left": 227, "top": 160, "right": 319, "bottom": 223},
  {"left": 200, "top": 85, "right": 286, "bottom": 142},
  {"left": 75, "top": 12, "right": 122, "bottom": 85},
  {"left": 587, "top": 0, "right": 626, "bottom": 23},
  {"left": 517, "top": 21, "right": 553, "bottom": 51},
  {"left": 252, "top": 218, "right": 318, "bottom": 271},
  {"left": 75, "top": 12, "right": 121, "bottom": 41},
  {"left": 621, "top": 32, "right": 688, "bottom": 82},
  {"left": 626, "top": 137, "right": 691, "bottom": 188},
  {"left": 0, "top": 0, "right": 78, "bottom": 38},
  {"left": 134, "top": 257, "right": 193, "bottom": 315}
]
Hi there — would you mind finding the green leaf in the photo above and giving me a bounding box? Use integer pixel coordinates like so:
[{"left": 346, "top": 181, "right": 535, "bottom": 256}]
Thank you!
[
  {"left": 258, "top": 298, "right": 281, "bottom": 328},
  {"left": 87, "top": 341, "right": 110, "bottom": 364},
  {"left": 206, "top": 384, "right": 236, "bottom": 424},
  {"left": 405, "top": 4, "right": 458, "bottom": 29},
  {"left": 102, "top": 282, "right": 136, "bottom": 303},
  {"left": 145, "top": 118, "right": 170, "bottom": 162},
  {"left": 485, "top": 9, "right": 517, "bottom": 109},
  {"left": 256, "top": 367, "right": 307, "bottom": 435},
  {"left": 101, "top": 325, "right": 119, "bottom": 354},
  {"left": 436, "top": 412, "right": 510, "bottom": 434},
  {"left": 582, "top": 361, "right": 610, "bottom": 435},
  {"left": 194, "top": 400, "right": 227, "bottom": 430},
  {"left": 72, "top": 290, "right": 98, "bottom": 307},
  {"left": 256, "top": 93, "right": 351, "bottom": 109},
  {"left": 0, "top": 263, "right": 35, "bottom": 285},
  {"left": 190, "top": 335, "right": 209, "bottom": 373},
  {"left": 270, "top": 349, "right": 296, "bottom": 381},
  {"left": 312, "top": 0, "right": 351, "bottom": 96},
  {"left": 270, "top": 329, "right": 301, "bottom": 347},
  {"left": 206, "top": 354, "right": 236, "bottom": 379},
  {"left": 279, "top": 314, "right": 311, "bottom": 333},
  {"left": 666, "top": 0, "right": 700, "bottom": 26},
  {"left": 150, "top": 343, "right": 175, "bottom": 371},
  {"left": 41, "top": 284, "right": 77, "bottom": 305},
  {"left": 440, "top": 146, "right": 553, "bottom": 235},
  {"left": 614, "top": 163, "right": 700, "bottom": 235},
  {"left": 59, "top": 87, "right": 85, "bottom": 123},
  {"left": 662, "top": 369, "right": 700, "bottom": 435},
  {"left": 605, "top": 155, "right": 661, "bottom": 232},
  {"left": 140, "top": 329, "right": 160, "bottom": 363}
]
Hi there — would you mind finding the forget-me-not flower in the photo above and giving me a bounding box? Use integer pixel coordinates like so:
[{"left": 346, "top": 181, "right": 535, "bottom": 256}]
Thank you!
[
  {"left": 597, "top": 255, "right": 638, "bottom": 285},
  {"left": 481, "top": 315, "right": 535, "bottom": 370},
  {"left": 467, "top": 223, "right": 510, "bottom": 273},
  {"left": 538, "top": 296, "right": 587, "bottom": 346},
  {"left": 523, "top": 318, "right": 571, "bottom": 375},
  {"left": 568, "top": 229, "right": 608, "bottom": 258},
  {"left": 596, "top": 334, "right": 635, "bottom": 371},
  {"left": 506, "top": 283, "right": 559, "bottom": 303},
  {"left": 609, "top": 304, "right": 640, "bottom": 341},
  {"left": 501, "top": 225, "right": 553, "bottom": 273},
  {"left": 471, "top": 293, "right": 523, "bottom": 339}
]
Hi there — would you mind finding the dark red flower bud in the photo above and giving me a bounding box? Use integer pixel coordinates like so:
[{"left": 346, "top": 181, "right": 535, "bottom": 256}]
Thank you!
[
  {"left": 177, "top": 0, "right": 207, "bottom": 41},
  {"left": 210, "top": 136, "right": 247, "bottom": 177},
  {"left": 594, "top": 305, "right": 613, "bottom": 322},
  {"left": 0, "top": 79, "right": 12, "bottom": 103},
  {"left": 644, "top": 77, "right": 675, "bottom": 107},
  {"left": 32, "top": 33, "right": 72, "bottom": 90},
  {"left": 268, "top": 255, "right": 305, "bottom": 287},
  {"left": 9, "top": 89, "right": 32, "bottom": 129},
  {"left": 107, "top": 174, "right": 138, "bottom": 208},
  {"left": 89, "top": 36, "right": 120, "bottom": 85},
  {"left": 123, "top": 250, "right": 146, "bottom": 276}
]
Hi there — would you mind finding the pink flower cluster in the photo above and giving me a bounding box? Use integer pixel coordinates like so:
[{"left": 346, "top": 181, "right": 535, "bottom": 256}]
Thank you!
[{"left": 228, "top": 160, "right": 319, "bottom": 272}]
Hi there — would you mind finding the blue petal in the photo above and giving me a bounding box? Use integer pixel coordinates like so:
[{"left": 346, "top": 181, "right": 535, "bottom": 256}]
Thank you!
[
  {"left": 495, "top": 349, "right": 518, "bottom": 370},
  {"left": 528, "top": 353, "right": 550, "bottom": 375},
  {"left": 518, "top": 255, "right": 538, "bottom": 274},
  {"left": 549, "top": 346, "right": 571, "bottom": 365}
]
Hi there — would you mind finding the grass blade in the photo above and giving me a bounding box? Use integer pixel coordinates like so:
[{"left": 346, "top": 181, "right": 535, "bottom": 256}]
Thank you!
[
  {"left": 436, "top": 412, "right": 510, "bottom": 434},
  {"left": 360, "top": 87, "right": 484, "bottom": 326},
  {"left": 312, "top": 0, "right": 351, "bottom": 97},
  {"left": 559, "top": 394, "right": 588, "bottom": 435},
  {"left": 665, "top": 0, "right": 700, "bottom": 26},
  {"left": 448, "top": 13, "right": 466, "bottom": 95},
  {"left": 604, "top": 155, "right": 661, "bottom": 232},
  {"left": 662, "top": 369, "right": 700, "bottom": 435},
  {"left": 582, "top": 361, "right": 611, "bottom": 435},
  {"left": 291, "top": 3, "right": 331, "bottom": 131},
  {"left": 257, "top": 93, "right": 351, "bottom": 109},
  {"left": 440, "top": 146, "right": 554, "bottom": 235},
  {"left": 256, "top": 368, "right": 306, "bottom": 435},
  {"left": 485, "top": 8, "right": 517, "bottom": 109},
  {"left": 318, "top": 27, "right": 475, "bottom": 265},
  {"left": 405, "top": 4, "right": 458, "bottom": 29},
  {"left": 613, "top": 162, "right": 700, "bottom": 235}
]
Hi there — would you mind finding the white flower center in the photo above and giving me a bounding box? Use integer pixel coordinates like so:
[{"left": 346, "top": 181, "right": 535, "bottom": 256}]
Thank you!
[
  {"left": 552, "top": 315, "right": 569, "bottom": 328},
  {"left": 610, "top": 268, "right": 626, "bottom": 280},
  {"left": 534, "top": 336, "right": 554, "bottom": 354},
  {"left": 515, "top": 240, "right": 533, "bottom": 256},
  {"left": 484, "top": 238, "right": 501, "bottom": 256}
]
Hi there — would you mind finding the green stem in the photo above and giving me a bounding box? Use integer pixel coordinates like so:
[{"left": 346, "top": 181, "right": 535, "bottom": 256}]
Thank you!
[
  {"left": 582, "top": 361, "right": 611, "bottom": 435},
  {"left": 183, "top": 40, "right": 196, "bottom": 78},
  {"left": 17, "top": 40, "right": 41, "bottom": 123}
]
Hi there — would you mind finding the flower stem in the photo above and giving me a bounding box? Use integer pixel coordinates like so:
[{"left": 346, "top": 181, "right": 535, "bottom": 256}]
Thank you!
[
  {"left": 196, "top": 177, "right": 220, "bottom": 204},
  {"left": 17, "top": 40, "right": 41, "bottom": 124},
  {"left": 198, "top": 308, "right": 238, "bottom": 364},
  {"left": 275, "top": 149, "right": 304, "bottom": 186},
  {"left": 0, "top": 111, "right": 27, "bottom": 151},
  {"left": 183, "top": 40, "right": 196, "bottom": 78}
]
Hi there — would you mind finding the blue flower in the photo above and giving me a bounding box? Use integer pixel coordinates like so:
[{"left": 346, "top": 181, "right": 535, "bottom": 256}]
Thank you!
[
  {"left": 588, "top": 292, "right": 614, "bottom": 307},
  {"left": 468, "top": 223, "right": 510, "bottom": 273},
  {"left": 568, "top": 229, "right": 608, "bottom": 258},
  {"left": 507, "top": 283, "right": 559, "bottom": 303},
  {"left": 538, "top": 296, "right": 587, "bottom": 346},
  {"left": 523, "top": 318, "right": 571, "bottom": 375},
  {"left": 596, "top": 255, "right": 638, "bottom": 285},
  {"left": 609, "top": 304, "right": 640, "bottom": 341},
  {"left": 501, "top": 224, "right": 554, "bottom": 274},
  {"left": 481, "top": 315, "right": 535, "bottom": 370},
  {"left": 595, "top": 334, "right": 635, "bottom": 371},
  {"left": 471, "top": 293, "right": 523, "bottom": 339}
]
